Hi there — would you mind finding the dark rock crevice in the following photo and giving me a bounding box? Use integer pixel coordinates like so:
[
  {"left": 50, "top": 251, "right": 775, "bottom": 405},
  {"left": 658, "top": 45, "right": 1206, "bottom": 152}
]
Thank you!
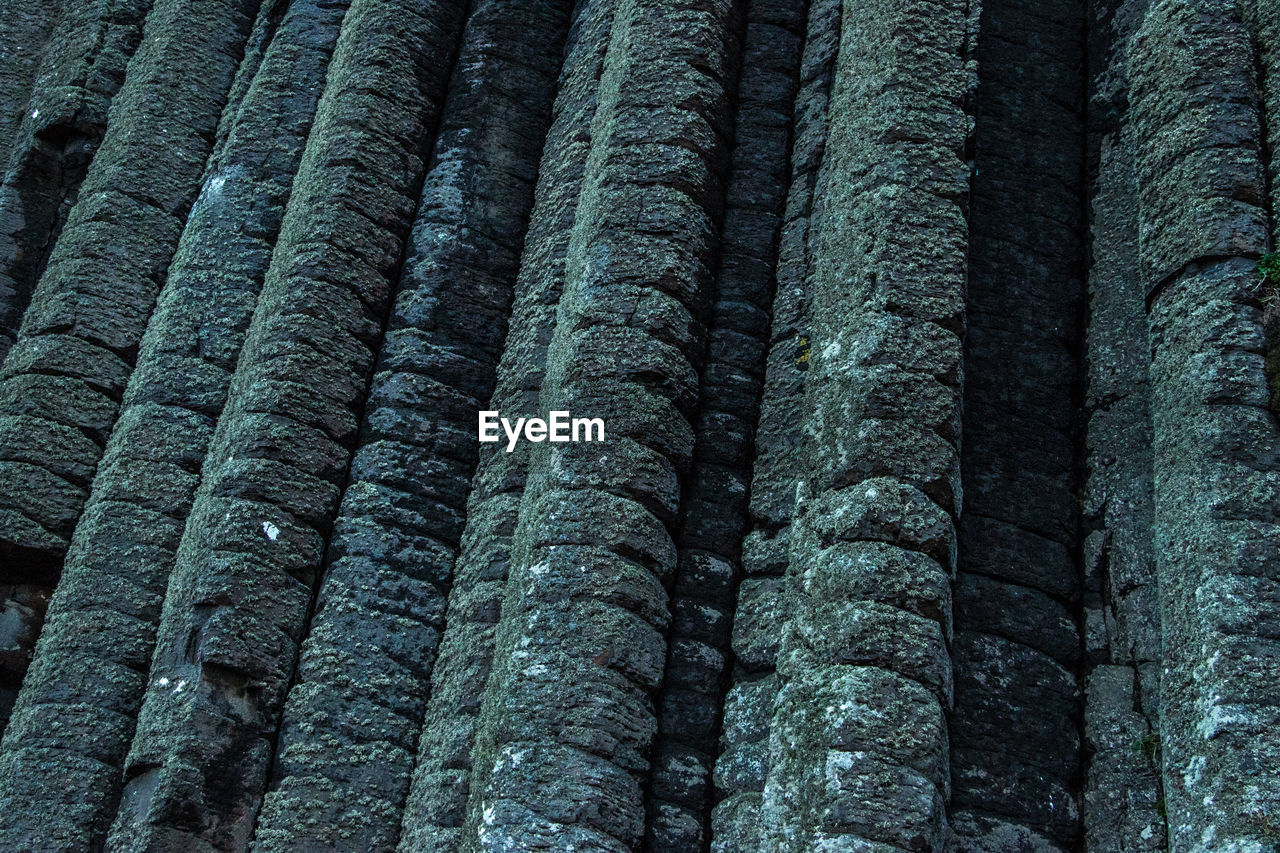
[{"left": 951, "top": 0, "right": 1090, "bottom": 848}]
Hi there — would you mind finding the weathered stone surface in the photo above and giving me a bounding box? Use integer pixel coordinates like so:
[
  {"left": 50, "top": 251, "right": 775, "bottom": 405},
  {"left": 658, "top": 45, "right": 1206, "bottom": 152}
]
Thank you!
[
  {"left": 0, "top": 0, "right": 153, "bottom": 366},
  {"left": 251, "top": 2, "right": 574, "bottom": 848},
  {"left": 644, "top": 4, "right": 804, "bottom": 848},
  {"left": 107, "top": 1, "right": 470, "bottom": 848},
  {"left": 0, "top": 0, "right": 262, "bottom": 576},
  {"left": 396, "top": 4, "right": 622, "bottom": 849},
  {"left": 459, "top": 1, "right": 739, "bottom": 848},
  {"left": 757, "top": 0, "right": 971, "bottom": 848},
  {"left": 711, "top": 3, "right": 842, "bottom": 846},
  {"left": 1132, "top": 1, "right": 1280, "bottom": 848},
  {"left": 0, "top": 0, "right": 1273, "bottom": 849},
  {"left": 0, "top": 3, "right": 350, "bottom": 842},
  {"left": 1081, "top": 1, "right": 1167, "bottom": 849},
  {"left": 0, "top": 1, "right": 61, "bottom": 175}
]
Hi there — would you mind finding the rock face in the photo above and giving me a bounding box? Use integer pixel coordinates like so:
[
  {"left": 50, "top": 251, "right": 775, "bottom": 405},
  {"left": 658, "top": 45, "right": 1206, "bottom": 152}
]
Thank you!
[{"left": 0, "top": 0, "right": 1277, "bottom": 851}]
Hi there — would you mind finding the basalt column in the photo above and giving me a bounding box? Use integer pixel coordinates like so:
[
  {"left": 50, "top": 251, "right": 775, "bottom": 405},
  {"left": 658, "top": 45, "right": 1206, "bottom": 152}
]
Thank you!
[
  {"left": 0, "top": 0, "right": 349, "bottom": 847},
  {"left": 950, "top": 0, "right": 1088, "bottom": 848},
  {"left": 756, "top": 0, "right": 970, "bottom": 848},
  {"left": 710, "top": 2, "right": 842, "bottom": 846},
  {"left": 458, "top": 0, "right": 738, "bottom": 847},
  {"left": 0, "top": 1, "right": 62, "bottom": 173},
  {"left": 107, "top": 0, "right": 470, "bottom": 848},
  {"left": 1080, "top": 0, "right": 1167, "bottom": 848},
  {"left": 250, "top": 1, "right": 574, "bottom": 848},
  {"left": 1242, "top": 0, "right": 1280, "bottom": 410},
  {"left": 642, "top": 0, "right": 804, "bottom": 850},
  {"left": 1131, "top": 0, "right": 1280, "bottom": 847},
  {"left": 0, "top": 0, "right": 153, "bottom": 365},
  {"left": 0, "top": 0, "right": 264, "bottom": 737},
  {"left": 395, "top": 3, "right": 622, "bottom": 849}
]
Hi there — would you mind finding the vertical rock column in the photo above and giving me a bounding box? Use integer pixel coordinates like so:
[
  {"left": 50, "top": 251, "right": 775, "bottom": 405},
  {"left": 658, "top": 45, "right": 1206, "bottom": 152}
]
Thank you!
[
  {"left": 1130, "top": 1, "right": 1280, "bottom": 848},
  {"left": 250, "top": 1, "right": 574, "bottom": 849},
  {"left": 949, "top": 0, "right": 1088, "bottom": 848},
  {"left": 1240, "top": 0, "right": 1280, "bottom": 409},
  {"left": 0, "top": 0, "right": 62, "bottom": 173},
  {"left": 710, "top": 2, "right": 841, "bottom": 847},
  {"left": 1240, "top": 1, "right": 1279, "bottom": 222},
  {"left": 105, "top": 0, "right": 470, "bottom": 849},
  {"left": 0, "top": 1, "right": 349, "bottom": 848},
  {"left": 643, "top": 1, "right": 805, "bottom": 849},
  {"left": 0, "top": 0, "right": 154, "bottom": 364},
  {"left": 756, "top": 0, "right": 970, "bottom": 849},
  {"left": 459, "top": 0, "right": 738, "bottom": 848},
  {"left": 395, "top": 3, "right": 621, "bottom": 849},
  {"left": 1079, "top": 0, "right": 1167, "bottom": 849},
  {"left": 0, "top": 0, "right": 264, "bottom": 735}
]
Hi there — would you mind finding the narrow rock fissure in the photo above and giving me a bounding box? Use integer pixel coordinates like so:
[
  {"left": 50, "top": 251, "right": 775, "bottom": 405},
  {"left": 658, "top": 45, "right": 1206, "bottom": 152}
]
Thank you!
[{"left": 952, "top": 0, "right": 1090, "bottom": 846}]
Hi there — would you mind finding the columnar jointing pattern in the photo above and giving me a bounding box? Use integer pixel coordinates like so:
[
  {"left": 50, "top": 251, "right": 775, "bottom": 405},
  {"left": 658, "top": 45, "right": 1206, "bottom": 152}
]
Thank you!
[
  {"left": 0, "top": 0, "right": 62, "bottom": 176},
  {"left": 0, "top": 0, "right": 347, "bottom": 847},
  {"left": 758, "top": 0, "right": 970, "bottom": 849},
  {"left": 712, "top": 2, "right": 840, "bottom": 846},
  {"left": 0, "top": 0, "right": 1279, "bottom": 850},
  {"left": 461, "top": 0, "right": 738, "bottom": 847},
  {"left": 642, "top": 0, "right": 803, "bottom": 849},
  {"left": 0, "top": 0, "right": 263, "bottom": 735},
  {"left": 951, "top": 0, "right": 1087, "bottom": 848},
  {"left": 0, "top": 0, "right": 153, "bottom": 364},
  {"left": 252, "top": 1, "right": 574, "bottom": 847},
  {"left": 1132, "top": 1, "right": 1280, "bottom": 848},
  {"left": 1080, "top": 0, "right": 1166, "bottom": 848},
  {"left": 396, "top": 3, "right": 621, "bottom": 848},
  {"left": 109, "top": 0, "right": 470, "bottom": 847}
]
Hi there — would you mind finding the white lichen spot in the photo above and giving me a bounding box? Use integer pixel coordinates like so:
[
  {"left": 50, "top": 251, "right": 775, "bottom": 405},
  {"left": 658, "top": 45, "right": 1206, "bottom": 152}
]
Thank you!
[
  {"left": 262, "top": 521, "right": 280, "bottom": 541},
  {"left": 157, "top": 677, "right": 170, "bottom": 687},
  {"left": 30, "top": 109, "right": 38, "bottom": 119},
  {"left": 482, "top": 804, "right": 497, "bottom": 826},
  {"left": 1185, "top": 755, "right": 1207, "bottom": 788},
  {"left": 173, "top": 679, "right": 188, "bottom": 694}
]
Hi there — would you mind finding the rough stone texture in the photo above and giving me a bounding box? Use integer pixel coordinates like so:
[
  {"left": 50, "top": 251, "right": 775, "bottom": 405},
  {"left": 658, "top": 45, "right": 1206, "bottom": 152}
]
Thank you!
[
  {"left": 0, "top": 1, "right": 347, "bottom": 848},
  {"left": 250, "top": 2, "right": 574, "bottom": 848},
  {"left": 755, "top": 1, "right": 970, "bottom": 848},
  {"left": 107, "top": 1, "right": 470, "bottom": 848},
  {"left": 395, "top": 4, "right": 621, "bottom": 850},
  {"left": 710, "top": 3, "right": 840, "bottom": 847},
  {"left": 0, "top": 0, "right": 262, "bottom": 744},
  {"left": 0, "top": 0, "right": 62, "bottom": 175},
  {"left": 642, "top": 1, "right": 803, "bottom": 849},
  {"left": 0, "top": 0, "right": 153, "bottom": 366},
  {"left": 1132, "top": 0, "right": 1280, "bottom": 849},
  {"left": 459, "top": 0, "right": 738, "bottom": 847},
  {"left": 1081, "top": 1, "right": 1167, "bottom": 850},
  {"left": 949, "top": 0, "right": 1087, "bottom": 849},
  {"left": 0, "top": 0, "right": 1275, "bottom": 849}
]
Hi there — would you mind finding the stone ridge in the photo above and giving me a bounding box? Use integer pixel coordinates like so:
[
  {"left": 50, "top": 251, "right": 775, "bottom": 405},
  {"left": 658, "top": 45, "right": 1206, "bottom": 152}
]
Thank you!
[{"left": 0, "top": 0, "right": 1276, "bottom": 851}]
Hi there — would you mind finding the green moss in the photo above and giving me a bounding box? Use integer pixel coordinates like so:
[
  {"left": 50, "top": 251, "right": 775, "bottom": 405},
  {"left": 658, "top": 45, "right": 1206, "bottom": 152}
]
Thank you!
[{"left": 1260, "top": 251, "right": 1280, "bottom": 288}]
